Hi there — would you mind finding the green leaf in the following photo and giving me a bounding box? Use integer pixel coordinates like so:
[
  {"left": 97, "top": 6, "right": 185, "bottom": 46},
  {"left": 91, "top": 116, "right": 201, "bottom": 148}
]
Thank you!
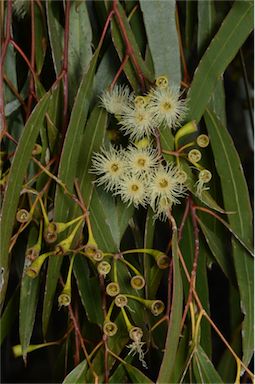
[
  {"left": 110, "top": 2, "right": 154, "bottom": 91},
  {"left": 193, "top": 345, "right": 223, "bottom": 383},
  {"left": 0, "top": 91, "right": 50, "bottom": 309},
  {"left": 188, "top": 0, "right": 253, "bottom": 122},
  {"left": 197, "top": 0, "right": 227, "bottom": 126},
  {"left": 178, "top": 215, "right": 211, "bottom": 358},
  {"left": 204, "top": 109, "right": 253, "bottom": 366},
  {"left": 74, "top": 256, "right": 103, "bottom": 326},
  {"left": 19, "top": 227, "right": 41, "bottom": 360},
  {"left": 197, "top": 218, "right": 235, "bottom": 282},
  {"left": 76, "top": 106, "right": 108, "bottom": 207},
  {"left": 124, "top": 362, "right": 153, "bottom": 383},
  {"left": 140, "top": 0, "right": 181, "bottom": 85},
  {"left": 157, "top": 218, "right": 183, "bottom": 383},
  {"left": 46, "top": 1, "right": 63, "bottom": 75},
  {"left": 90, "top": 189, "right": 134, "bottom": 249},
  {"left": 68, "top": 1, "right": 92, "bottom": 105},
  {"left": 42, "top": 50, "right": 100, "bottom": 336},
  {"left": 34, "top": 2, "right": 47, "bottom": 75},
  {"left": 179, "top": 159, "right": 226, "bottom": 214},
  {"left": 63, "top": 359, "right": 87, "bottom": 384},
  {"left": 0, "top": 288, "right": 19, "bottom": 344}
]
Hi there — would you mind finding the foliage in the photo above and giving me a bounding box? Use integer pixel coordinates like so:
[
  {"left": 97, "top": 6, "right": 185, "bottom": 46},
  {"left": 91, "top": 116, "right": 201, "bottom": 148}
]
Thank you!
[{"left": 0, "top": 1, "right": 253, "bottom": 383}]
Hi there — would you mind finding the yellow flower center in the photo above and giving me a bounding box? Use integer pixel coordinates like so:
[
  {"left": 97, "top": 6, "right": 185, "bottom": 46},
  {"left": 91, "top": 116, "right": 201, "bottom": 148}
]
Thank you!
[
  {"left": 136, "top": 113, "right": 145, "bottom": 123},
  {"left": 162, "top": 101, "right": 172, "bottom": 111},
  {"left": 131, "top": 184, "right": 139, "bottom": 192},
  {"left": 159, "top": 178, "right": 168, "bottom": 188},
  {"left": 137, "top": 158, "right": 146, "bottom": 167},
  {"left": 111, "top": 163, "right": 119, "bottom": 172}
]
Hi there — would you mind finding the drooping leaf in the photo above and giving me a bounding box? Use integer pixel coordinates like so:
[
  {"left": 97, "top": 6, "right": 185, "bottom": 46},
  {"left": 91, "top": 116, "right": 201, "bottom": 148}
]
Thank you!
[
  {"left": 19, "top": 227, "right": 41, "bottom": 360},
  {"left": 140, "top": 0, "right": 181, "bottom": 85},
  {"left": 43, "top": 49, "right": 100, "bottom": 336},
  {"left": 74, "top": 256, "right": 103, "bottom": 326},
  {"left": 157, "top": 218, "right": 183, "bottom": 383},
  {"left": 204, "top": 108, "right": 253, "bottom": 366},
  {"left": 188, "top": 0, "right": 253, "bottom": 123},
  {"left": 193, "top": 345, "right": 223, "bottom": 383},
  {"left": 68, "top": 1, "right": 92, "bottom": 105},
  {"left": 46, "top": 0, "right": 63, "bottom": 75},
  {"left": 0, "top": 288, "right": 19, "bottom": 345},
  {"left": 62, "top": 359, "right": 87, "bottom": 384},
  {"left": 0, "top": 91, "right": 50, "bottom": 309}
]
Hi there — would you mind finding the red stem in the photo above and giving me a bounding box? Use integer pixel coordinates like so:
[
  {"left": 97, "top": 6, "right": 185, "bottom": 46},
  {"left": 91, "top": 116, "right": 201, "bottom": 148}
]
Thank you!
[
  {"left": 181, "top": 198, "right": 200, "bottom": 329},
  {"left": 178, "top": 197, "right": 190, "bottom": 241},
  {"left": 110, "top": 52, "right": 129, "bottom": 90},
  {"left": 112, "top": 0, "right": 145, "bottom": 90},
  {"left": 0, "top": 0, "right": 12, "bottom": 139}
]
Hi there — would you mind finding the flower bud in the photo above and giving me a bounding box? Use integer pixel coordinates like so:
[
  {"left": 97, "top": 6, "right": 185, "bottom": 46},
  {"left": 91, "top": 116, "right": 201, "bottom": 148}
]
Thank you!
[
  {"left": 130, "top": 275, "right": 145, "bottom": 290},
  {"left": 150, "top": 300, "right": 165, "bottom": 316},
  {"left": 129, "top": 326, "right": 143, "bottom": 342},
  {"left": 84, "top": 244, "right": 98, "bottom": 258},
  {"left": 176, "top": 170, "right": 188, "bottom": 184},
  {"left": 134, "top": 96, "right": 147, "bottom": 108},
  {"left": 115, "top": 294, "right": 128, "bottom": 308},
  {"left": 106, "top": 282, "right": 120, "bottom": 297},
  {"left": 97, "top": 261, "right": 111, "bottom": 276},
  {"left": 25, "top": 247, "right": 40, "bottom": 262},
  {"left": 188, "top": 149, "right": 202, "bottom": 163},
  {"left": 197, "top": 134, "right": 209, "bottom": 148},
  {"left": 155, "top": 76, "right": 168, "bottom": 88},
  {"left": 103, "top": 321, "right": 118, "bottom": 337},
  {"left": 16, "top": 209, "right": 31, "bottom": 223}
]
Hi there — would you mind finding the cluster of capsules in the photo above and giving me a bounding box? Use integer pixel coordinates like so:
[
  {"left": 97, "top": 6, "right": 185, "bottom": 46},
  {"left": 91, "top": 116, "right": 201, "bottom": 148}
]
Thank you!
[
  {"left": 16, "top": 189, "right": 168, "bottom": 366},
  {"left": 91, "top": 76, "right": 212, "bottom": 221}
]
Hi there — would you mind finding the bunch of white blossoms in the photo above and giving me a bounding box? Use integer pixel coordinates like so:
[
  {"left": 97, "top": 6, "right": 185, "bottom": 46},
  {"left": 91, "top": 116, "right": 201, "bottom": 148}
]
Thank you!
[
  {"left": 90, "top": 77, "right": 189, "bottom": 220},
  {"left": 100, "top": 76, "right": 187, "bottom": 139},
  {"left": 90, "top": 145, "right": 187, "bottom": 220}
]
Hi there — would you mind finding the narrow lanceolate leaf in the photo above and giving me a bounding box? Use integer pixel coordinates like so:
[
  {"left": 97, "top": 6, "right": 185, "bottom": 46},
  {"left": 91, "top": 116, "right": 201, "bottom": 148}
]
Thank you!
[
  {"left": 63, "top": 359, "right": 87, "bottom": 384},
  {"left": 157, "top": 218, "right": 183, "bottom": 383},
  {"left": 0, "top": 92, "right": 50, "bottom": 310},
  {"left": 0, "top": 288, "right": 19, "bottom": 344},
  {"left": 46, "top": 0, "right": 63, "bottom": 75},
  {"left": 74, "top": 257, "right": 103, "bottom": 325},
  {"left": 124, "top": 363, "right": 153, "bottom": 383},
  {"left": 204, "top": 109, "right": 253, "bottom": 366},
  {"left": 188, "top": 0, "right": 253, "bottom": 122},
  {"left": 76, "top": 106, "right": 108, "bottom": 208},
  {"left": 43, "top": 49, "right": 100, "bottom": 336},
  {"left": 197, "top": 218, "right": 235, "bottom": 282},
  {"left": 68, "top": 1, "right": 92, "bottom": 104},
  {"left": 193, "top": 345, "right": 223, "bottom": 383},
  {"left": 197, "top": 0, "right": 227, "bottom": 126},
  {"left": 140, "top": 0, "right": 180, "bottom": 85}
]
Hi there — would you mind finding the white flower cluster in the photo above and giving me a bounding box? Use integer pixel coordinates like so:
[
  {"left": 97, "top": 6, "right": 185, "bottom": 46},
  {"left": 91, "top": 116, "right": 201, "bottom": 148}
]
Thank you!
[
  {"left": 91, "top": 144, "right": 187, "bottom": 220},
  {"left": 100, "top": 76, "right": 187, "bottom": 140},
  {"left": 91, "top": 78, "right": 189, "bottom": 220}
]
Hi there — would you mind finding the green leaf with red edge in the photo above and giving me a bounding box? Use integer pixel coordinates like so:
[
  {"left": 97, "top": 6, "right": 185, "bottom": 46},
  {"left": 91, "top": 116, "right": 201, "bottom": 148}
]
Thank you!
[
  {"left": 0, "top": 91, "right": 50, "bottom": 310},
  {"left": 204, "top": 108, "right": 253, "bottom": 367},
  {"left": 46, "top": 0, "right": 63, "bottom": 76}
]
